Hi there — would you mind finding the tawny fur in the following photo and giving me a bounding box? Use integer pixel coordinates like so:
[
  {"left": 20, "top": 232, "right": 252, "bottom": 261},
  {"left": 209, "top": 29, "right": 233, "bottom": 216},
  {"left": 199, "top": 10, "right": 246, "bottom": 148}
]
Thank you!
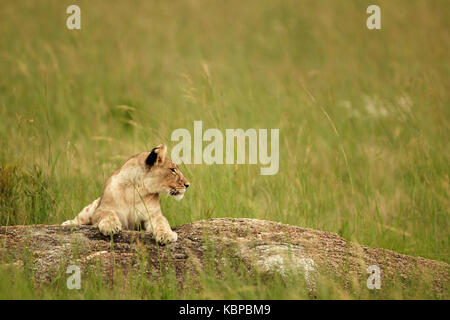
[{"left": 62, "top": 144, "right": 189, "bottom": 244}]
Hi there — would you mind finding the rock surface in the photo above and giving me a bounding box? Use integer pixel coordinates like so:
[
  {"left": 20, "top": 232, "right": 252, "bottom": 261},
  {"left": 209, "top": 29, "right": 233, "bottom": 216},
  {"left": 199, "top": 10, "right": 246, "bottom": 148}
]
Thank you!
[{"left": 0, "top": 218, "right": 448, "bottom": 296}]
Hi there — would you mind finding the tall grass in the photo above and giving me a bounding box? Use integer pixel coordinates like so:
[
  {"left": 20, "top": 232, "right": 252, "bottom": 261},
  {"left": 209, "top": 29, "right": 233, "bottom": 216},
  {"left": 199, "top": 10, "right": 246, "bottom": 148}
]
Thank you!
[{"left": 0, "top": 0, "right": 448, "bottom": 299}]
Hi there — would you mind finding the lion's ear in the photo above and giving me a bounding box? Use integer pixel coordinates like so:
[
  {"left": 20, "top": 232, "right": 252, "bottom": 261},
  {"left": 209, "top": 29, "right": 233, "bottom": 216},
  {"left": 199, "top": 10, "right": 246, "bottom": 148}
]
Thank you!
[{"left": 146, "top": 144, "right": 167, "bottom": 167}]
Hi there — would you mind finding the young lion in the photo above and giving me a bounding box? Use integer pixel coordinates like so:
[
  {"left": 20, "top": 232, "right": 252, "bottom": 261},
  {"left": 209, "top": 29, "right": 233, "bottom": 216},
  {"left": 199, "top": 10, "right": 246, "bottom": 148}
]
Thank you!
[{"left": 61, "top": 144, "right": 189, "bottom": 243}]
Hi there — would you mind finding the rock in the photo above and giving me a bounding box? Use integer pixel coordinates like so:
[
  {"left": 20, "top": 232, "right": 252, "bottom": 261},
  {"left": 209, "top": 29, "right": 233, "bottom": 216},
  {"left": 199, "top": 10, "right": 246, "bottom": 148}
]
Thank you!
[{"left": 0, "top": 218, "right": 448, "bottom": 296}]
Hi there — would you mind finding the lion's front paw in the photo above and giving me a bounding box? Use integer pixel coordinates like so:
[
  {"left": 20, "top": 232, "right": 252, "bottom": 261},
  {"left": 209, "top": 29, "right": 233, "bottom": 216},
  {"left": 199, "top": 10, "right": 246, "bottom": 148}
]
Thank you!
[
  {"left": 98, "top": 216, "right": 122, "bottom": 236},
  {"left": 155, "top": 229, "right": 178, "bottom": 244}
]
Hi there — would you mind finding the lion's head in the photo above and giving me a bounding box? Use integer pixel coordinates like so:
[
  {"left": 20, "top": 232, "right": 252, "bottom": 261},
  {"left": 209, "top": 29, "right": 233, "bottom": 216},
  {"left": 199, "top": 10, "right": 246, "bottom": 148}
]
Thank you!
[{"left": 140, "top": 144, "right": 190, "bottom": 200}]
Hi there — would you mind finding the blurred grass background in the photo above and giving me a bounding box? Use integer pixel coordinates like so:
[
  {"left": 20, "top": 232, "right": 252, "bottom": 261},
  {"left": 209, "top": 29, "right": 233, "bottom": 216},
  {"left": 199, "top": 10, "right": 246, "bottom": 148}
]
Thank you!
[{"left": 0, "top": 0, "right": 448, "bottom": 299}]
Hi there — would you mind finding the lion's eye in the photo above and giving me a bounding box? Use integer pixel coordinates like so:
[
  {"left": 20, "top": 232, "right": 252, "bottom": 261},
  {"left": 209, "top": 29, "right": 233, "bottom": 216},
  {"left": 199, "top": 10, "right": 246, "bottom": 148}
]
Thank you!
[{"left": 170, "top": 168, "right": 176, "bottom": 174}]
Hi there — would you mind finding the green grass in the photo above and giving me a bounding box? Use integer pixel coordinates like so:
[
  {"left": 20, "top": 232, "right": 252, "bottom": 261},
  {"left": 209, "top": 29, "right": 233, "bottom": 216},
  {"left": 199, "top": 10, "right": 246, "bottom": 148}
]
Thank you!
[{"left": 0, "top": 0, "right": 448, "bottom": 299}]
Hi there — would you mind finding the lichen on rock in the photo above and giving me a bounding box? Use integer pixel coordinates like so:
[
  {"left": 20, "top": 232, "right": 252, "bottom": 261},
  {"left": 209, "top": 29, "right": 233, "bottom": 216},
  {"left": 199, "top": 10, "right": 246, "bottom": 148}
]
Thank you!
[{"left": 0, "top": 218, "right": 448, "bottom": 297}]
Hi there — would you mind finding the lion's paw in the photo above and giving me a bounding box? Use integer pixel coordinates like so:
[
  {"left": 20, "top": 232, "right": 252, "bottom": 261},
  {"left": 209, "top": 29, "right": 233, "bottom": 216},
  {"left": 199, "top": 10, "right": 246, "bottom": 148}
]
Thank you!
[
  {"left": 61, "top": 219, "right": 77, "bottom": 226},
  {"left": 98, "top": 216, "right": 122, "bottom": 236},
  {"left": 155, "top": 230, "right": 178, "bottom": 244}
]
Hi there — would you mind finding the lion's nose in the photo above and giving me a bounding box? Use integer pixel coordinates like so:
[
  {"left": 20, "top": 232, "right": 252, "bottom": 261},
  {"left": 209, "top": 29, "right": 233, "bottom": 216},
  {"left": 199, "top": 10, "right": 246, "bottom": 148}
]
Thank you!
[{"left": 184, "top": 183, "right": 190, "bottom": 188}]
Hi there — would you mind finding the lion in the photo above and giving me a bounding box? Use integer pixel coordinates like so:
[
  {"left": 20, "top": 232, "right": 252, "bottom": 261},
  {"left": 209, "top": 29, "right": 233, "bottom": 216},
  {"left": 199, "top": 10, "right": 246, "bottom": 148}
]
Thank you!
[{"left": 61, "top": 144, "right": 189, "bottom": 243}]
